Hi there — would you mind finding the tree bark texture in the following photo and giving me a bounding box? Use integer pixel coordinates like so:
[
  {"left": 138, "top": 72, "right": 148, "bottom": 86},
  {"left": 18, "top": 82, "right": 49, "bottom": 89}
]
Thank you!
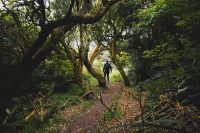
[
  {"left": 83, "top": 47, "right": 106, "bottom": 87},
  {"left": 0, "top": 0, "right": 121, "bottom": 124},
  {"left": 110, "top": 39, "right": 131, "bottom": 86},
  {"left": 89, "top": 41, "right": 103, "bottom": 65}
]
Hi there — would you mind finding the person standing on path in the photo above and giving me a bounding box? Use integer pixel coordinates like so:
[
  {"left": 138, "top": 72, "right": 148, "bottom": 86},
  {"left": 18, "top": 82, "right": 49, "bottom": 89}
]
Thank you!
[{"left": 103, "top": 60, "right": 112, "bottom": 84}]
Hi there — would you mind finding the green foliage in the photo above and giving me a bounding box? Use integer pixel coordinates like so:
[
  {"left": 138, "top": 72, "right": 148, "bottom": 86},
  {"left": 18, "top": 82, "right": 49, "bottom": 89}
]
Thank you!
[
  {"left": 48, "top": 52, "right": 74, "bottom": 79},
  {"left": 110, "top": 69, "right": 122, "bottom": 83},
  {"left": 166, "top": 0, "right": 200, "bottom": 28},
  {"left": 51, "top": 0, "right": 71, "bottom": 18},
  {"left": 129, "top": 0, "right": 200, "bottom": 98},
  {"left": 83, "top": 71, "right": 98, "bottom": 86},
  {"left": 137, "top": 0, "right": 167, "bottom": 26},
  {"left": 1, "top": 0, "right": 200, "bottom": 131},
  {"left": 0, "top": 17, "right": 25, "bottom": 64},
  {"left": 4, "top": 89, "right": 83, "bottom": 133},
  {"left": 21, "top": 49, "right": 75, "bottom": 93},
  {"left": 51, "top": 93, "right": 81, "bottom": 105},
  {"left": 67, "top": 84, "right": 83, "bottom": 96}
]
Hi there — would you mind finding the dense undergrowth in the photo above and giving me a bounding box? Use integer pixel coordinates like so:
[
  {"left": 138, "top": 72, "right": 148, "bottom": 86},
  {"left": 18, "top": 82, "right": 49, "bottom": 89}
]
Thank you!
[
  {"left": 3, "top": 83, "right": 84, "bottom": 133},
  {"left": 3, "top": 68, "right": 122, "bottom": 132}
]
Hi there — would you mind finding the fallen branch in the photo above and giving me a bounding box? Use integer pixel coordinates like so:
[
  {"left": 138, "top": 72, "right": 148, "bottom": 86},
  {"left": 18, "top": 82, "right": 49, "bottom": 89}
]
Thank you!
[
  {"left": 80, "top": 91, "right": 95, "bottom": 100},
  {"left": 99, "top": 94, "right": 120, "bottom": 122}
]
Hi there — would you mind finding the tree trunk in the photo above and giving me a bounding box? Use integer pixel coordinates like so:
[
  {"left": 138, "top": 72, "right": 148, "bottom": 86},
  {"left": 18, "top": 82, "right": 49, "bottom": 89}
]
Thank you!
[
  {"left": 0, "top": 0, "right": 121, "bottom": 125},
  {"left": 83, "top": 47, "right": 106, "bottom": 87},
  {"left": 61, "top": 40, "right": 82, "bottom": 88},
  {"left": 78, "top": 24, "right": 84, "bottom": 89},
  {"left": 110, "top": 39, "right": 131, "bottom": 86},
  {"left": 62, "top": 39, "right": 106, "bottom": 88},
  {"left": 135, "top": 59, "right": 150, "bottom": 84},
  {"left": 111, "top": 57, "right": 131, "bottom": 86},
  {"left": 0, "top": 31, "right": 63, "bottom": 124},
  {"left": 89, "top": 41, "right": 103, "bottom": 65}
]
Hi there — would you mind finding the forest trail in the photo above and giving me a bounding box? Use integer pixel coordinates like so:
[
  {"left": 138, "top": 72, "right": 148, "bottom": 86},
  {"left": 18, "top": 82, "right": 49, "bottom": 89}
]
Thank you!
[{"left": 60, "top": 82, "right": 123, "bottom": 133}]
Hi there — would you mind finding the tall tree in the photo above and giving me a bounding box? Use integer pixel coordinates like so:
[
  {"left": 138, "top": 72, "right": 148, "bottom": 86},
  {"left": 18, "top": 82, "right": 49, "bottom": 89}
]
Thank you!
[
  {"left": 0, "top": 0, "right": 121, "bottom": 122},
  {"left": 90, "top": 0, "right": 140, "bottom": 86}
]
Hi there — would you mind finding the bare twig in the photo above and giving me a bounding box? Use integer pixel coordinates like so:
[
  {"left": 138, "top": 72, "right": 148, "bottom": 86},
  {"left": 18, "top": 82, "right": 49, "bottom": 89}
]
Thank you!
[
  {"left": 96, "top": 120, "right": 102, "bottom": 133},
  {"left": 99, "top": 94, "right": 120, "bottom": 122},
  {"left": 138, "top": 89, "right": 145, "bottom": 132},
  {"left": 107, "top": 121, "right": 187, "bottom": 133}
]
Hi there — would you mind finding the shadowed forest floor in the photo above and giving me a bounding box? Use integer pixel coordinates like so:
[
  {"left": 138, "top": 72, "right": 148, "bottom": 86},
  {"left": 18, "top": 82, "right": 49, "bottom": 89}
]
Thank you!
[{"left": 60, "top": 82, "right": 140, "bottom": 133}]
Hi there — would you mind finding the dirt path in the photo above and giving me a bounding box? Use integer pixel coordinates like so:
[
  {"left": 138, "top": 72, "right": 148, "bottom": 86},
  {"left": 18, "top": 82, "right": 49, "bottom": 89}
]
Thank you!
[{"left": 60, "top": 82, "right": 123, "bottom": 133}]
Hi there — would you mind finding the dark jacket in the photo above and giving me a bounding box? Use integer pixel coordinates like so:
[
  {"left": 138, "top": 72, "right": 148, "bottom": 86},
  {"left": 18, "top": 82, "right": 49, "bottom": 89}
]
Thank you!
[{"left": 103, "top": 62, "right": 112, "bottom": 73}]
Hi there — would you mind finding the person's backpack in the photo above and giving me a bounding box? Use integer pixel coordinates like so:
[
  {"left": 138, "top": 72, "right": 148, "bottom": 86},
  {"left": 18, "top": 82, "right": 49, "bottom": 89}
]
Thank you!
[{"left": 104, "top": 63, "right": 110, "bottom": 72}]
